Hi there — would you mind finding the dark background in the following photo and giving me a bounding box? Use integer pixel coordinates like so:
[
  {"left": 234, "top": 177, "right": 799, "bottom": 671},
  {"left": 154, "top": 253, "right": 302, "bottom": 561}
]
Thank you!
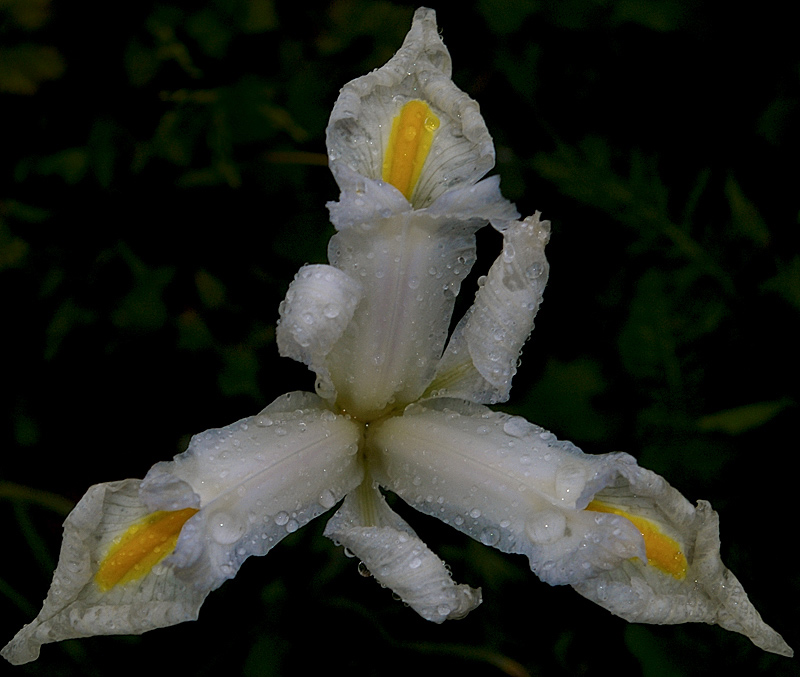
[{"left": 1, "top": 0, "right": 798, "bottom": 675}]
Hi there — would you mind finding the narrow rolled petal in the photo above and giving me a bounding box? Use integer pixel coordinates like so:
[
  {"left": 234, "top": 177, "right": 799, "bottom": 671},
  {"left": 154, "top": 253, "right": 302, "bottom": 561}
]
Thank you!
[
  {"left": 323, "top": 482, "right": 481, "bottom": 622},
  {"left": 277, "top": 264, "right": 364, "bottom": 401},
  {"left": 2, "top": 480, "right": 206, "bottom": 665},
  {"left": 326, "top": 8, "right": 496, "bottom": 208},
  {"left": 141, "top": 391, "right": 363, "bottom": 593},
  {"left": 432, "top": 214, "right": 551, "bottom": 403},
  {"left": 369, "top": 398, "right": 791, "bottom": 655}
]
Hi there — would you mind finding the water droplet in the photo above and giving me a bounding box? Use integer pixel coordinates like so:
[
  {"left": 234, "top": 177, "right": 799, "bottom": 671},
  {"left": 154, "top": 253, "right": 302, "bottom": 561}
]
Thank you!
[
  {"left": 409, "top": 557, "right": 422, "bottom": 569},
  {"left": 319, "top": 489, "right": 336, "bottom": 509},
  {"left": 526, "top": 510, "right": 566, "bottom": 544},
  {"left": 502, "top": 417, "right": 532, "bottom": 438},
  {"left": 210, "top": 511, "right": 246, "bottom": 544},
  {"left": 480, "top": 527, "right": 500, "bottom": 546},
  {"left": 274, "top": 511, "right": 289, "bottom": 526},
  {"left": 469, "top": 508, "right": 482, "bottom": 519}
]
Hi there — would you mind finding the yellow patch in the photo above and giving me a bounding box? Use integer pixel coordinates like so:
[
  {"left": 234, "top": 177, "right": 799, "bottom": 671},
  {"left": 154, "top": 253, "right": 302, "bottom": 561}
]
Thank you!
[
  {"left": 95, "top": 507, "right": 198, "bottom": 591},
  {"left": 586, "top": 500, "right": 687, "bottom": 580},
  {"left": 382, "top": 99, "right": 440, "bottom": 201}
]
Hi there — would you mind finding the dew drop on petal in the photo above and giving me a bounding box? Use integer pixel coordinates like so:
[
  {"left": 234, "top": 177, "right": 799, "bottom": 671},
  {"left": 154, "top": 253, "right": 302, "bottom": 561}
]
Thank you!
[
  {"left": 319, "top": 489, "right": 336, "bottom": 509},
  {"left": 480, "top": 527, "right": 500, "bottom": 546},
  {"left": 210, "top": 511, "right": 246, "bottom": 545}
]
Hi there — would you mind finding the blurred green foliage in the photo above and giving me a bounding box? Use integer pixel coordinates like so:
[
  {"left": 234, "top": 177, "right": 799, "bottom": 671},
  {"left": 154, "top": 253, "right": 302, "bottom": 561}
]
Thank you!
[{"left": 1, "top": 0, "right": 798, "bottom": 675}]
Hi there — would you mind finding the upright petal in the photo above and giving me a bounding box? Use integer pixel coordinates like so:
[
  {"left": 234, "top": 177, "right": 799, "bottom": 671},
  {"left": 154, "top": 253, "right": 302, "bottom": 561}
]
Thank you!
[
  {"left": 2, "top": 392, "right": 363, "bottom": 664},
  {"left": 432, "top": 214, "right": 551, "bottom": 403},
  {"left": 323, "top": 481, "right": 481, "bottom": 622},
  {"left": 369, "top": 398, "right": 791, "bottom": 655},
  {"left": 326, "top": 8, "right": 496, "bottom": 208},
  {"left": 277, "top": 264, "right": 364, "bottom": 401},
  {"left": 323, "top": 209, "right": 481, "bottom": 420}
]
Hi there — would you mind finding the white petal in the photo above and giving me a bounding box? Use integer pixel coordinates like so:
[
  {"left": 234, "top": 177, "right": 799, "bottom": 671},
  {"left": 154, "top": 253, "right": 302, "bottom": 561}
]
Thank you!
[
  {"left": 369, "top": 398, "right": 645, "bottom": 585},
  {"left": 326, "top": 165, "right": 412, "bottom": 231},
  {"left": 371, "top": 398, "right": 792, "bottom": 656},
  {"left": 573, "top": 477, "right": 794, "bottom": 657},
  {"left": 324, "top": 209, "right": 480, "bottom": 420},
  {"left": 323, "top": 482, "right": 481, "bottom": 622},
  {"left": 1, "top": 480, "right": 206, "bottom": 665},
  {"left": 2, "top": 393, "right": 363, "bottom": 664},
  {"left": 141, "top": 391, "right": 363, "bottom": 592},
  {"left": 277, "top": 264, "right": 364, "bottom": 401},
  {"left": 432, "top": 214, "right": 550, "bottom": 403},
  {"left": 326, "top": 8, "right": 496, "bottom": 208}
]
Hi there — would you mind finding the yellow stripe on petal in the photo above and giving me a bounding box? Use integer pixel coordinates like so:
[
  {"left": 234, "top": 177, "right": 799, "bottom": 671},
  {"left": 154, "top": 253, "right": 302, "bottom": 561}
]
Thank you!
[
  {"left": 382, "top": 99, "right": 439, "bottom": 201},
  {"left": 95, "top": 507, "right": 198, "bottom": 591},
  {"left": 587, "top": 500, "right": 688, "bottom": 580}
]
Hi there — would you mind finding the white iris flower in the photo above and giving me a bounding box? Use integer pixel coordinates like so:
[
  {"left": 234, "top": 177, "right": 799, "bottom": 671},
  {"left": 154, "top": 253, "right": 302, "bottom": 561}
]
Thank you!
[{"left": 2, "top": 7, "right": 791, "bottom": 665}]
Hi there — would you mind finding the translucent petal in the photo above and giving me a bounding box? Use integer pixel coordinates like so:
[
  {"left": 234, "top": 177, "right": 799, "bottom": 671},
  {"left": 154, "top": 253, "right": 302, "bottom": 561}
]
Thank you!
[
  {"left": 324, "top": 210, "right": 478, "bottom": 419},
  {"left": 369, "top": 398, "right": 645, "bottom": 585},
  {"left": 326, "top": 8, "right": 496, "bottom": 208},
  {"left": 277, "top": 264, "right": 364, "bottom": 401},
  {"left": 324, "top": 174, "right": 517, "bottom": 421},
  {"left": 370, "top": 398, "right": 792, "bottom": 656},
  {"left": 574, "top": 486, "right": 793, "bottom": 656},
  {"left": 2, "top": 392, "right": 363, "bottom": 664},
  {"left": 141, "top": 391, "right": 363, "bottom": 592},
  {"left": 1, "top": 480, "right": 206, "bottom": 665},
  {"left": 432, "top": 214, "right": 550, "bottom": 403},
  {"left": 323, "top": 482, "right": 481, "bottom": 622}
]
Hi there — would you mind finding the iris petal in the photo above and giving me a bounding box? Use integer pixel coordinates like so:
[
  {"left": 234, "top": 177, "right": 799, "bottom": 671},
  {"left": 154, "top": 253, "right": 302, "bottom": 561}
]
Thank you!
[{"left": 323, "top": 482, "right": 481, "bottom": 622}]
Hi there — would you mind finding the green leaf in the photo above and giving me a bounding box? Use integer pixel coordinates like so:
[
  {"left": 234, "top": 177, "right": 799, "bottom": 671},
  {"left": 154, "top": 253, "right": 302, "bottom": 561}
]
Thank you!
[{"left": 697, "top": 399, "right": 792, "bottom": 435}]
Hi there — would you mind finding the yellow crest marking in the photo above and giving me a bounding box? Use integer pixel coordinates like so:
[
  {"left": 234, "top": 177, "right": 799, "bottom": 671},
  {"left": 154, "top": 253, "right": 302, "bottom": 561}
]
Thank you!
[
  {"left": 587, "top": 500, "right": 688, "bottom": 579},
  {"left": 382, "top": 99, "right": 440, "bottom": 201},
  {"left": 95, "top": 507, "right": 198, "bottom": 591}
]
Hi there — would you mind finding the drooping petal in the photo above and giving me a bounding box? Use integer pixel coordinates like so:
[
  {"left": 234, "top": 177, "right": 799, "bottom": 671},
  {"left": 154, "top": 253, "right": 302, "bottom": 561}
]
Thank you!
[
  {"left": 575, "top": 479, "right": 794, "bottom": 657},
  {"left": 1, "top": 479, "right": 205, "bottom": 665},
  {"left": 326, "top": 8, "right": 496, "bottom": 209},
  {"left": 369, "top": 398, "right": 791, "bottom": 655},
  {"left": 323, "top": 481, "right": 481, "bottom": 622},
  {"left": 2, "top": 392, "right": 363, "bottom": 665},
  {"left": 277, "top": 264, "right": 364, "bottom": 401},
  {"left": 141, "top": 391, "right": 363, "bottom": 592},
  {"left": 432, "top": 213, "right": 550, "bottom": 403}
]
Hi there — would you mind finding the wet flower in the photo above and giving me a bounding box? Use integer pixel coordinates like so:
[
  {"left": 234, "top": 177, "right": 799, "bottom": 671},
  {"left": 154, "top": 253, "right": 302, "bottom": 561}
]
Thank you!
[{"left": 2, "top": 7, "right": 791, "bottom": 665}]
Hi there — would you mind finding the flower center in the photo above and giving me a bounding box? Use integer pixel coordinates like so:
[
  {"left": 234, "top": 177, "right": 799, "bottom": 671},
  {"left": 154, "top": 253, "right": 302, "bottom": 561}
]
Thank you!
[{"left": 382, "top": 99, "right": 440, "bottom": 201}]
